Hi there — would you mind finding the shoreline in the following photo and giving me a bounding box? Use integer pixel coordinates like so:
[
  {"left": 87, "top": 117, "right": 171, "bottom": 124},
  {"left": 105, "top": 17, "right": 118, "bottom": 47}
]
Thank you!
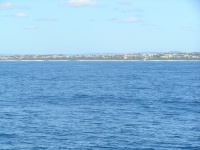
[{"left": 0, "top": 59, "right": 200, "bottom": 62}]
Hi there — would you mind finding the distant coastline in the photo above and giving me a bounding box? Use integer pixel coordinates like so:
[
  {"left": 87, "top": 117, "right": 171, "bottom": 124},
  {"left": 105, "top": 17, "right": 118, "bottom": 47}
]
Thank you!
[
  {"left": 1, "top": 59, "right": 200, "bottom": 62},
  {"left": 0, "top": 52, "right": 200, "bottom": 61}
]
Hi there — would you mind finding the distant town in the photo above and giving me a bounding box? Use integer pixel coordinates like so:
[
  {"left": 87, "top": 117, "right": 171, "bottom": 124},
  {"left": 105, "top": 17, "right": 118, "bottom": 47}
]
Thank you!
[{"left": 0, "top": 52, "right": 200, "bottom": 61}]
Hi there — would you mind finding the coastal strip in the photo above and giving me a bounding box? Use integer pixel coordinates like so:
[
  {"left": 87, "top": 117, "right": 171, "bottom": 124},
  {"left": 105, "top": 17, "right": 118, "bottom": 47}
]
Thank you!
[{"left": 0, "top": 52, "right": 200, "bottom": 61}]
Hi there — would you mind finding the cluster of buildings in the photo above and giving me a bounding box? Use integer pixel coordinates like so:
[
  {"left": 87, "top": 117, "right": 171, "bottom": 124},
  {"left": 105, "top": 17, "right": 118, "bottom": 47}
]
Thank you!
[{"left": 0, "top": 52, "right": 200, "bottom": 61}]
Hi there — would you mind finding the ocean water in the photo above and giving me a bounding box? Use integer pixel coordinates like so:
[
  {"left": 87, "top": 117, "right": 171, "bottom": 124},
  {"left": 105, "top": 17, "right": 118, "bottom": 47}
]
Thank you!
[{"left": 0, "top": 61, "right": 200, "bottom": 150}]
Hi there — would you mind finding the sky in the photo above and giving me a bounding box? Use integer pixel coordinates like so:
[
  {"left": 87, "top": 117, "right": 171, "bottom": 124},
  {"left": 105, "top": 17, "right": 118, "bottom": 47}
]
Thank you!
[{"left": 0, "top": 0, "right": 200, "bottom": 54}]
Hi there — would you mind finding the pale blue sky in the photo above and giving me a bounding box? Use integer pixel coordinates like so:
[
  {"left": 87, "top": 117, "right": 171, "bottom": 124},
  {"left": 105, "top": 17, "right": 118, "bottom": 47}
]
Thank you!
[{"left": 0, "top": 0, "right": 200, "bottom": 54}]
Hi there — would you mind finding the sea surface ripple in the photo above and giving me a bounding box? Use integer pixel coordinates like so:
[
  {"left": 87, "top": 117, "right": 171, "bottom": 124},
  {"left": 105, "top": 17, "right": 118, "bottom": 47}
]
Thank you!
[{"left": 0, "top": 61, "right": 200, "bottom": 149}]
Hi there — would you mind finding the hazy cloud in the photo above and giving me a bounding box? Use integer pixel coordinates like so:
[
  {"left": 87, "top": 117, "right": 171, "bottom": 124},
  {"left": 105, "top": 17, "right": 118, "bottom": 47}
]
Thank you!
[
  {"left": 24, "top": 26, "right": 38, "bottom": 30},
  {"left": 113, "top": 7, "right": 119, "bottom": 11},
  {"left": 180, "top": 25, "right": 193, "bottom": 31},
  {"left": 134, "top": 8, "right": 144, "bottom": 12},
  {"left": 119, "top": 1, "right": 132, "bottom": 6},
  {"left": 18, "top": 5, "right": 30, "bottom": 9},
  {"left": 0, "top": 2, "right": 30, "bottom": 10},
  {"left": 15, "top": 12, "right": 28, "bottom": 17},
  {"left": 120, "top": 17, "right": 140, "bottom": 23},
  {"left": 58, "top": 3, "right": 67, "bottom": 7},
  {"left": 121, "top": 9, "right": 134, "bottom": 13},
  {"left": 68, "top": 0, "right": 97, "bottom": 7},
  {"left": 0, "top": 2, "right": 13, "bottom": 10}
]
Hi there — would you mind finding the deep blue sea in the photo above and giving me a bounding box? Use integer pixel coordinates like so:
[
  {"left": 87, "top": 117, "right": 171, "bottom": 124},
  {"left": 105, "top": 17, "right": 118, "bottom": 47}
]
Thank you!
[{"left": 0, "top": 61, "right": 200, "bottom": 150}]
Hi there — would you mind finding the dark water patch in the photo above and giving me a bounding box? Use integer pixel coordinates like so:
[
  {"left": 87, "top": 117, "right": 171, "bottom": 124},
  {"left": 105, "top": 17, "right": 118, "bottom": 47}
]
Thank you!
[
  {"left": 176, "top": 147, "right": 200, "bottom": 150},
  {"left": 0, "top": 133, "right": 18, "bottom": 139}
]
